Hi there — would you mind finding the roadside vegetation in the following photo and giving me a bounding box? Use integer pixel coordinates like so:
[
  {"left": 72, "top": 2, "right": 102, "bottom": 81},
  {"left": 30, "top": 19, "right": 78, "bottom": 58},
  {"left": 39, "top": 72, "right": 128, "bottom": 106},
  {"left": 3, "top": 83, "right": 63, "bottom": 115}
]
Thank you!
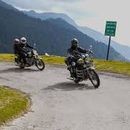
[
  {"left": 0, "top": 54, "right": 130, "bottom": 76},
  {"left": 94, "top": 59, "right": 130, "bottom": 76},
  {"left": 0, "top": 86, "right": 30, "bottom": 126},
  {"left": 0, "top": 54, "right": 14, "bottom": 62}
]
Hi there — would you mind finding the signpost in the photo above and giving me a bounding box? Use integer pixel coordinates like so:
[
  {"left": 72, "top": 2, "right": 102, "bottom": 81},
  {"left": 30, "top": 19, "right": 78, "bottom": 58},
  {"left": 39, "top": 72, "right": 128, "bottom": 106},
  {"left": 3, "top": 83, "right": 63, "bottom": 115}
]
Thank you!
[{"left": 105, "top": 21, "right": 117, "bottom": 60}]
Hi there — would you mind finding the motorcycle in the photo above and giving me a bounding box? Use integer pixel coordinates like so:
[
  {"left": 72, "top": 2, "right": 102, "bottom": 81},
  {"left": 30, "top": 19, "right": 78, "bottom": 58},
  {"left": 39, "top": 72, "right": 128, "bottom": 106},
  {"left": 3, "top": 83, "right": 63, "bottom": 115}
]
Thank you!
[
  {"left": 66, "top": 47, "right": 100, "bottom": 88},
  {"left": 15, "top": 49, "right": 45, "bottom": 71}
]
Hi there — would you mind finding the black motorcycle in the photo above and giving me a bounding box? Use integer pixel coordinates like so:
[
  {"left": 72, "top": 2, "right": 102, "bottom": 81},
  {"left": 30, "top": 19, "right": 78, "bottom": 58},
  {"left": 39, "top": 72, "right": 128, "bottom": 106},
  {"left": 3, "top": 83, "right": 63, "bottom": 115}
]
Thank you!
[
  {"left": 66, "top": 49, "right": 100, "bottom": 88},
  {"left": 15, "top": 49, "right": 45, "bottom": 71}
]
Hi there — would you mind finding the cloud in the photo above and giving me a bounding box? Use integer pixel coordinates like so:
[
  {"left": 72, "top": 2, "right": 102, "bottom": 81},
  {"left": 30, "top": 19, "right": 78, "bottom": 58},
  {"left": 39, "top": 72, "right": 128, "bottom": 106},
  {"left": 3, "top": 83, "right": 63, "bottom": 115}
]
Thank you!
[{"left": 2, "top": 0, "right": 78, "bottom": 10}]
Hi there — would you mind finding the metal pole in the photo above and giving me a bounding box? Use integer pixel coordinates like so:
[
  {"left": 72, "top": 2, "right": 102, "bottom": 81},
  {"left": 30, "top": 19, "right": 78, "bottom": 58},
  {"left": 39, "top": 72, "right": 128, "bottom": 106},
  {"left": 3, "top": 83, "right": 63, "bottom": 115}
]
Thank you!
[{"left": 106, "top": 36, "right": 111, "bottom": 60}]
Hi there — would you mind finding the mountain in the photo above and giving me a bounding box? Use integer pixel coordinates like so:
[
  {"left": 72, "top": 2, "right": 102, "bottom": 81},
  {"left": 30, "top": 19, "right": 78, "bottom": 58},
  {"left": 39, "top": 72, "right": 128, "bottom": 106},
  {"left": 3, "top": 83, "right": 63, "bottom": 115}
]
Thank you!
[
  {"left": 24, "top": 10, "right": 77, "bottom": 26},
  {"left": 0, "top": 0, "right": 17, "bottom": 11},
  {"left": 78, "top": 26, "right": 130, "bottom": 61},
  {"left": 0, "top": 0, "right": 126, "bottom": 61},
  {"left": 111, "top": 42, "right": 130, "bottom": 61},
  {"left": 24, "top": 10, "right": 130, "bottom": 60}
]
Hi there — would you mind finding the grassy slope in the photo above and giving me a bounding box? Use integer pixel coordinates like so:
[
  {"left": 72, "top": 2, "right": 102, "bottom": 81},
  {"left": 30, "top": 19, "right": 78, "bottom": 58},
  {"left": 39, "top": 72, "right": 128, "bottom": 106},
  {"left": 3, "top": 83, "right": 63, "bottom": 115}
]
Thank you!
[
  {"left": 0, "top": 54, "right": 14, "bottom": 62},
  {"left": 0, "top": 54, "right": 130, "bottom": 76},
  {"left": 94, "top": 59, "right": 130, "bottom": 75},
  {"left": 0, "top": 86, "right": 30, "bottom": 126}
]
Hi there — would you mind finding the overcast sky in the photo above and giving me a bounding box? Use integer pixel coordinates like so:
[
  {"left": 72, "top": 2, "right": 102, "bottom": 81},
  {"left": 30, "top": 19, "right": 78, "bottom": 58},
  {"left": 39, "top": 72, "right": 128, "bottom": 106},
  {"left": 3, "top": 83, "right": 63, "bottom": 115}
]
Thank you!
[{"left": 2, "top": 0, "right": 130, "bottom": 46}]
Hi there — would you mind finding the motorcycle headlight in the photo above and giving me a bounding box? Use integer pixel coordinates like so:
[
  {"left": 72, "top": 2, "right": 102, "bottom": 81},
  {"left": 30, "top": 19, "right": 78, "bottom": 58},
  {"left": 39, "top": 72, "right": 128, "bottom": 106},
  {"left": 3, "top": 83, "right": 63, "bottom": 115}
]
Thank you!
[
  {"left": 72, "top": 62, "right": 76, "bottom": 66},
  {"left": 27, "top": 52, "right": 32, "bottom": 57},
  {"left": 33, "top": 50, "right": 38, "bottom": 55},
  {"left": 77, "top": 58, "right": 84, "bottom": 64},
  {"left": 83, "top": 64, "right": 87, "bottom": 68},
  {"left": 85, "top": 57, "right": 89, "bottom": 62}
]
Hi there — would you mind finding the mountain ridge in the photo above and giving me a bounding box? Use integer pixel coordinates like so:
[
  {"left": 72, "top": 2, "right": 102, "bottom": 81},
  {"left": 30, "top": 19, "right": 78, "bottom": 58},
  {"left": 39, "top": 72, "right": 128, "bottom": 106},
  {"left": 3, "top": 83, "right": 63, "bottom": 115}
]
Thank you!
[
  {"left": 0, "top": 0, "right": 126, "bottom": 61},
  {"left": 23, "top": 10, "right": 130, "bottom": 60},
  {"left": 0, "top": 0, "right": 17, "bottom": 11}
]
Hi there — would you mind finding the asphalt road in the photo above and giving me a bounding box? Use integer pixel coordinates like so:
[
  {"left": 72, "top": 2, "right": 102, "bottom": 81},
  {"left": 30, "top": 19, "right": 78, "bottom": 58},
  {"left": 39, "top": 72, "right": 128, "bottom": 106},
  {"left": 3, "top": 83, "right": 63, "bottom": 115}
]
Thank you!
[{"left": 0, "top": 62, "right": 130, "bottom": 130}]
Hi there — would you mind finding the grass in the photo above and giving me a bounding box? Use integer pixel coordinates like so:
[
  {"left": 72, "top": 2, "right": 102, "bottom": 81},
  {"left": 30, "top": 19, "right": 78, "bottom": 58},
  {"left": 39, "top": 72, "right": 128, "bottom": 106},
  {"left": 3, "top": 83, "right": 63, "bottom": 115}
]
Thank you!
[
  {"left": 42, "top": 55, "right": 65, "bottom": 65},
  {"left": 94, "top": 59, "right": 130, "bottom": 76},
  {"left": 42, "top": 55, "right": 130, "bottom": 76},
  {"left": 0, "top": 86, "right": 30, "bottom": 126},
  {"left": 0, "top": 54, "right": 130, "bottom": 76},
  {"left": 0, "top": 54, "right": 14, "bottom": 62}
]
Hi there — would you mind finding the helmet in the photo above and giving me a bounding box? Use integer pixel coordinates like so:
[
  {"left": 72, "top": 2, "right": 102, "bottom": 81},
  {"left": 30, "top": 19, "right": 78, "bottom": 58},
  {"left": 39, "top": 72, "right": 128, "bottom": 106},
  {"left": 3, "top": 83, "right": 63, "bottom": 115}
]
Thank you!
[
  {"left": 20, "top": 37, "right": 27, "bottom": 45},
  {"left": 14, "top": 38, "right": 20, "bottom": 44},
  {"left": 71, "top": 38, "right": 79, "bottom": 48}
]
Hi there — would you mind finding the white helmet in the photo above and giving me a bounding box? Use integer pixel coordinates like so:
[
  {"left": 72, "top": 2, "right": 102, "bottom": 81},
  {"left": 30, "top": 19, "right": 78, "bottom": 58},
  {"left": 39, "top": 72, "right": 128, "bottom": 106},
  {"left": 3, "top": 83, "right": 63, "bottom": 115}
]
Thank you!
[
  {"left": 20, "top": 37, "right": 27, "bottom": 44},
  {"left": 14, "top": 38, "right": 20, "bottom": 44}
]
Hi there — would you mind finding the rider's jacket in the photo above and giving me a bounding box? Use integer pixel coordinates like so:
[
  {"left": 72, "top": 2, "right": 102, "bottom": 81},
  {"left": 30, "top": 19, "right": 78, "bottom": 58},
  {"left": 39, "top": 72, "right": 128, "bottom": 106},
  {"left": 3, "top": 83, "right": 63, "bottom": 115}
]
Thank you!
[
  {"left": 67, "top": 46, "right": 87, "bottom": 57},
  {"left": 17, "top": 43, "right": 33, "bottom": 54},
  {"left": 14, "top": 43, "right": 20, "bottom": 54}
]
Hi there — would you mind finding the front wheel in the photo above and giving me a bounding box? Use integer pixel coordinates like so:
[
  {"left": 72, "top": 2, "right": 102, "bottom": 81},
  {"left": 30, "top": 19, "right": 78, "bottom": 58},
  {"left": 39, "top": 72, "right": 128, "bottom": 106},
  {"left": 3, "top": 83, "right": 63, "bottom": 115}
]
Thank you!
[
  {"left": 74, "top": 78, "right": 80, "bottom": 84},
  {"left": 88, "top": 69, "right": 100, "bottom": 88},
  {"left": 20, "top": 65, "right": 25, "bottom": 69},
  {"left": 19, "top": 59, "right": 25, "bottom": 69},
  {"left": 35, "top": 59, "right": 45, "bottom": 71}
]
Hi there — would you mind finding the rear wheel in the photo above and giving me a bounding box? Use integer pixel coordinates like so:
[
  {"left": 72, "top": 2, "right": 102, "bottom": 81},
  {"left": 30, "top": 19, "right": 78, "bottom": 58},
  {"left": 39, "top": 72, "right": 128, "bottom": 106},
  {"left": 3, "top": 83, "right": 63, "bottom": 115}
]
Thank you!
[
  {"left": 19, "top": 63, "right": 25, "bottom": 69},
  {"left": 35, "top": 59, "right": 45, "bottom": 71},
  {"left": 88, "top": 69, "right": 100, "bottom": 88}
]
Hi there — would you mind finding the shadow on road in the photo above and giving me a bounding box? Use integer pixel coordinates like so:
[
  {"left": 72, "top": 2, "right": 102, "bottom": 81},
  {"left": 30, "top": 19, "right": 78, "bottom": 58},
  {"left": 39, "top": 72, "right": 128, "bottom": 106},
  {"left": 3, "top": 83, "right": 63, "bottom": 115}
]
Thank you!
[
  {"left": 44, "top": 82, "right": 95, "bottom": 91},
  {"left": 0, "top": 67, "right": 39, "bottom": 73}
]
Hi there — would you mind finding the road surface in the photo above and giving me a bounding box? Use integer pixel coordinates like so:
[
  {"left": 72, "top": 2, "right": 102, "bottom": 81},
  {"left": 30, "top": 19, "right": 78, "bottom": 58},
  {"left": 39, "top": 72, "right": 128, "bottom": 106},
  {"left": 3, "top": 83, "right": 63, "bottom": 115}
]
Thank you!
[{"left": 0, "top": 62, "right": 130, "bottom": 130}]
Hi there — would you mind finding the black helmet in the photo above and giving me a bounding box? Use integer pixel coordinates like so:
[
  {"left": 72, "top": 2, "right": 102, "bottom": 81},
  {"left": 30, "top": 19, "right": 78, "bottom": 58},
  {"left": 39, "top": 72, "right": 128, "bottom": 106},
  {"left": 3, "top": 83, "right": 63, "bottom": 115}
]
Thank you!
[{"left": 71, "top": 38, "right": 79, "bottom": 48}]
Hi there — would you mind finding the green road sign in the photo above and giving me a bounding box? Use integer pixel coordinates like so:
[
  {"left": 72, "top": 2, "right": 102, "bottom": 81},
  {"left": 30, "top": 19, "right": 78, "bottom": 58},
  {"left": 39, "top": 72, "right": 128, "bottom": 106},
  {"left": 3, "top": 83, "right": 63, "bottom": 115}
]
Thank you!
[{"left": 105, "top": 21, "right": 117, "bottom": 36}]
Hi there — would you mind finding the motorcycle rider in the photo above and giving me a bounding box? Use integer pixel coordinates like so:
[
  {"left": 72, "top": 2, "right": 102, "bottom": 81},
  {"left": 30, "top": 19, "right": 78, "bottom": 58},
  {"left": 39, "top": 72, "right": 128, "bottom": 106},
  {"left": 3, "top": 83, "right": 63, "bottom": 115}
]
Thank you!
[
  {"left": 13, "top": 38, "right": 22, "bottom": 63},
  {"left": 19, "top": 37, "right": 33, "bottom": 64},
  {"left": 66, "top": 38, "right": 89, "bottom": 77},
  {"left": 13, "top": 38, "right": 20, "bottom": 55}
]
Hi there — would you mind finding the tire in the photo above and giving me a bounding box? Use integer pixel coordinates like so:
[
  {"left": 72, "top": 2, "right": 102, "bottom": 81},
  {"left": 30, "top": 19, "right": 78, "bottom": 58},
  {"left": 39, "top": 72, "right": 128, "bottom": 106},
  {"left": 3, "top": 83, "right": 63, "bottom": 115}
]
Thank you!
[
  {"left": 19, "top": 59, "right": 25, "bottom": 69},
  {"left": 19, "top": 63, "right": 25, "bottom": 69},
  {"left": 88, "top": 69, "right": 100, "bottom": 88},
  {"left": 74, "top": 78, "right": 80, "bottom": 84},
  {"left": 35, "top": 59, "right": 45, "bottom": 71}
]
